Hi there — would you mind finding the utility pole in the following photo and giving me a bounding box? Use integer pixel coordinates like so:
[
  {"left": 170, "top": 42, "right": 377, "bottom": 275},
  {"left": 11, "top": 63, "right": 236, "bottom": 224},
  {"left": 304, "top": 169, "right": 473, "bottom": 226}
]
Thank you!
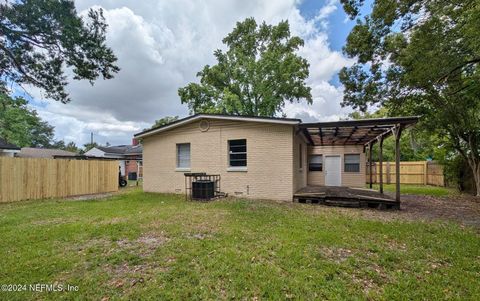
[{"left": 90, "top": 132, "right": 94, "bottom": 145}]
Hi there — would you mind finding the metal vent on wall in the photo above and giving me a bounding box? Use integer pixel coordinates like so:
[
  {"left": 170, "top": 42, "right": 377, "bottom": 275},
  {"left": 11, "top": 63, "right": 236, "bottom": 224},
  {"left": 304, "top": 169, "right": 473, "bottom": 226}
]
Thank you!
[{"left": 199, "top": 120, "right": 210, "bottom": 132}]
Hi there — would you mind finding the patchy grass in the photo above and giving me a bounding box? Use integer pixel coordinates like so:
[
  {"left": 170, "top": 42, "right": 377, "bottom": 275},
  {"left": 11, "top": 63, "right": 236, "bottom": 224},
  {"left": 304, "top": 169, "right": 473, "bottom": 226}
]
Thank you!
[
  {"left": 0, "top": 189, "right": 479, "bottom": 300},
  {"left": 127, "top": 179, "right": 143, "bottom": 187},
  {"left": 369, "top": 184, "right": 458, "bottom": 197}
]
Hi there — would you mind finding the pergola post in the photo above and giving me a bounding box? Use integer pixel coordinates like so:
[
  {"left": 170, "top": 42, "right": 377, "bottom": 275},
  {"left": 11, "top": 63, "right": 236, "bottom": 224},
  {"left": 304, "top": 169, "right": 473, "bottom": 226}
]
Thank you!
[
  {"left": 378, "top": 136, "right": 384, "bottom": 194},
  {"left": 394, "top": 125, "right": 403, "bottom": 203},
  {"left": 368, "top": 142, "right": 373, "bottom": 189}
]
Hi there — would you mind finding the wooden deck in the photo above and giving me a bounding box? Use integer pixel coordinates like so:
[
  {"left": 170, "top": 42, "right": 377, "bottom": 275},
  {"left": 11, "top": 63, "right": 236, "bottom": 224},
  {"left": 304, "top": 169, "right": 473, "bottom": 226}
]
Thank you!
[{"left": 293, "top": 186, "right": 399, "bottom": 209}]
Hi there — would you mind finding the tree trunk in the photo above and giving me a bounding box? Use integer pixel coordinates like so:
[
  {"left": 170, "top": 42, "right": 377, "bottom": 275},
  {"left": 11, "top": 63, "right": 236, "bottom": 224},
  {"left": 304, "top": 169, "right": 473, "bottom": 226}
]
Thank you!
[
  {"left": 467, "top": 157, "right": 480, "bottom": 197},
  {"left": 473, "top": 162, "right": 480, "bottom": 197},
  {"left": 451, "top": 131, "right": 480, "bottom": 197}
]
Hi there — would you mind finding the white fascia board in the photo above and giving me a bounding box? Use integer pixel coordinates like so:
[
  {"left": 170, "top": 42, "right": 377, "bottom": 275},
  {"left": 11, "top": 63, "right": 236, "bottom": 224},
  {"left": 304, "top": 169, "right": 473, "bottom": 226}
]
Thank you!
[{"left": 135, "top": 114, "right": 300, "bottom": 139}]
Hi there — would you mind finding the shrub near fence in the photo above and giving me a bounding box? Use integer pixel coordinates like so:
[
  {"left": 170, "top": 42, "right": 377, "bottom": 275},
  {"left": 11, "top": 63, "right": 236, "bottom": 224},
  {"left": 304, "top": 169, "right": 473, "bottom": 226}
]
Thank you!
[
  {"left": 366, "top": 161, "right": 445, "bottom": 186},
  {"left": 0, "top": 157, "right": 118, "bottom": 202}
]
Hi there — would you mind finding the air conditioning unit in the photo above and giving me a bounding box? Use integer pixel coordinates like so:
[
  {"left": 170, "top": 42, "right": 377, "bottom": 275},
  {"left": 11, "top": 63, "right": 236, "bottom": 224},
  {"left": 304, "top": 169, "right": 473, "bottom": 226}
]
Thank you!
[{"left": 192, "top": 180, "right": 215, "bottom": 200}]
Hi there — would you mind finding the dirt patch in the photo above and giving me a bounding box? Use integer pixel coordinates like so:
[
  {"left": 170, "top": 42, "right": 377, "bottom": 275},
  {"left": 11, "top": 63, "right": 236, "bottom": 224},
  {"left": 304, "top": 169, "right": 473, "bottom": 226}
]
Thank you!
[
  {"left": 96, "top": 217, "right": 129, "bottom": 225},
  {"left": 349, "top": 258, "right": 390, "bottom": 295},
  {"left": 321, "top": 246, "right": 389, "bottom": 294},
  {"left": 104, "top": 262, "right": 158, "bottom": 289},
  {"left": 385, "top": 240, "right": 408, "bottom": 252},
  {"left": 398, "top": 194, "right": 480, "bottom": 227},
  {"left": 320, "top": 247, "right": 354, "bottom": 263},
  {"left": 75, "top": 238, "right": 111, "bottom": 254},
  {"left": 351, "top": 273, "right": 383, "bottom": 295},
  {"left": 303, "top": 193, "right": 480, "bottom": 229},
  {"left": 65, "top": 192, "right": 117, "bottom": 201},
  {"left": 116, "top": 232, "right": 169, "bottom": 258},
  {"left": 65, "top": 188, "right": 133, "bottom": 201},
  {"left": 102, "top": 256, "right": 175, "bottom": 293},
  {"left": 146, "top": 208, "right": 229, "bottom": 241},
  {"left": 353, "top": 193, "right": 480, "bottom": 228},
  {"left": 32, "top": 217, "right": 78, "bottom": 225},
  {"left": 186, "top": 233, "right": 212, "bottom": 240}
]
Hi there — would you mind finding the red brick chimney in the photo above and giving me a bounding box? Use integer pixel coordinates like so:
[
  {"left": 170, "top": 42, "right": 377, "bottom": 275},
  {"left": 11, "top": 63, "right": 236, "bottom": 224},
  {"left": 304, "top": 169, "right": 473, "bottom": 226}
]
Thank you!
[{"left": 132, "top": 138, "right": 139, "bottom": 146}]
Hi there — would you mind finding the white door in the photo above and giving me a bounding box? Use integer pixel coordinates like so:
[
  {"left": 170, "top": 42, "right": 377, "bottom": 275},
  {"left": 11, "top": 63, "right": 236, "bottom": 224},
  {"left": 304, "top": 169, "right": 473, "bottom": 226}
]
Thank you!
[{"left": 325, "top": 156, "right": 341, "bottom": 186}]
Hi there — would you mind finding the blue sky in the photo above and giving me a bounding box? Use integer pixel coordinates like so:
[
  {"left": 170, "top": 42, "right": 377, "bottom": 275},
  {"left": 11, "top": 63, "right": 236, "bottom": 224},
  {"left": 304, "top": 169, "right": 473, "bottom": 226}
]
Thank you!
[
  {"left": 299, "top": 0, "right": 352, "bottom": 52},
  {"left": 299, "top": 0, "right": 373, "bottom": 86},
  {"left": 25, "top": 0, "right": 370, "bottom": 147}
]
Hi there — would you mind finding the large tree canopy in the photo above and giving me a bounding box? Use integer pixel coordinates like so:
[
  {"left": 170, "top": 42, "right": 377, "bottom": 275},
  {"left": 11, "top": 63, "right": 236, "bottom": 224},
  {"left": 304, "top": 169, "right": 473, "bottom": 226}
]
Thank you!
[
  {"left": 0, "top": 0, "right": 119, "bottom": 103},
  {"left": 151, "top": 116, "right": 179, "bottom": 129},
  {"left": 0, "top": 91, "right": 59, "bottom": 147},
  {"left": 349, "top": 109, "right": 447, "bottom": 163},
  {"left": 339, "top": 0, "right": 480, "bottom": 195},
  {"left": 178, "top": 18, "right": 312, "bottom": 117}
]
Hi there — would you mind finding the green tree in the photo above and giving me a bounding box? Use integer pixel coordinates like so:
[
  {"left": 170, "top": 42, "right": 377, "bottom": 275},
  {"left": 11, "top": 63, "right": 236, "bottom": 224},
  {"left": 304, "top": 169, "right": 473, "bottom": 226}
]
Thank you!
[
  {"left": 178, "top": 18, "right": 312, "bottom": 116},
  {"left": 339, "top": 0, "right": 480, "bottom": 195},
  {"left": 0, "top": 0, "right": 119, "bottom": 103},
  {"left": 0, "top": 92, "right": 60, "bottom": 147},
  {"left": 349, "top": 110, "right": 445, "bottom": 162},
  {"left": 64, "top": 141, "right": 80, "bottom": 153},
  {"left": 151, "top": 116, "right": 179, "bottom": 129}
]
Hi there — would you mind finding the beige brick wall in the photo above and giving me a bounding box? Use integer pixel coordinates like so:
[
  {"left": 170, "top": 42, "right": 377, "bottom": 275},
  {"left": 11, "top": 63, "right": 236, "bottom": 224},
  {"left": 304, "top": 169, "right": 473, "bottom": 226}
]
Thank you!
[
  {"left": 142, "top": 119, "right": 295, "bottom": 201},
  {"left": 307, "top": 145, "right": 366, "bottom": 187}
]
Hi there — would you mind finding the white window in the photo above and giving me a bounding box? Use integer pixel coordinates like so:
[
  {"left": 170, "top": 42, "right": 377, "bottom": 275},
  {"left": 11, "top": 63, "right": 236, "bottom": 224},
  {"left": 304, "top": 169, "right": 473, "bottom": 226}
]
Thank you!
[
  {"left": 309, "top": 155, "right": 323, "bottom": 171},
  {"left": 344, "top": 154, "right": 360, "bottom": 172},
  {"left": 228, "top": 139, "right": 247, "bottom": 167},
  {"left": 177, "top": 143, "right": 190, "bottom": 169}
]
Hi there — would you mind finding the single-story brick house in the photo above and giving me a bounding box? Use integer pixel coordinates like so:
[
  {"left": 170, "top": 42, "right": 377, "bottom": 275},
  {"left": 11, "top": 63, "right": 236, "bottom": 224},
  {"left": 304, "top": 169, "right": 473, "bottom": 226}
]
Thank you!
[
  {"left": 84, "top": 142, "right": 143, "bottom": 179},
  {"left": 134, "top": 114, "right": 417, "bottom": 201}
]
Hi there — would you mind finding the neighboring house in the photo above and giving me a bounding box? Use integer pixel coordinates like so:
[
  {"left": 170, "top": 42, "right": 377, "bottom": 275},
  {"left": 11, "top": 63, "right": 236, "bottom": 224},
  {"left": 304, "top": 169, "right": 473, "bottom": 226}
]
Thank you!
[
  {"left": 17, "top": 147, "right": 77, "bottom": 159},
  {"left": 0, "top": 138, "right": 20, "bottom": 157},
  {"left": 84, "top": 142, "right": 143, "bottom": 179},
  {"left": 134, "top": 114, "right": 417, "bottom": 201}
]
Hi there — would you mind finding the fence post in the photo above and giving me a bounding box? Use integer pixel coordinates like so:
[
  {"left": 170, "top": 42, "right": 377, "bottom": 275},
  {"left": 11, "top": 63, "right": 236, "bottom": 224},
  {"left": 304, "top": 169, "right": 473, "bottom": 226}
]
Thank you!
[
  {"left": 394, "top": 125, "right": 403, "bottom": 203},
  {"left": 424, "top": 161, "right": 428, "bottom": 185},
  {"left": 386, "top": 162, "right": 391, "bottom": 184},
  {"left": 378, "top": 135, "right": 384, "bottom": 193},
  {"left": 368, "top": 142, "right": 373, "bottom": 188}
]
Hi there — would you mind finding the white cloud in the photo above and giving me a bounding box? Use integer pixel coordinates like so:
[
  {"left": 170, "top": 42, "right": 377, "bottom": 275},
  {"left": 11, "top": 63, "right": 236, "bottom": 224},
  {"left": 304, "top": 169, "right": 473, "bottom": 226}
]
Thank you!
[{"left": 27, "top": 0, "right": 353, "bottom": 146}]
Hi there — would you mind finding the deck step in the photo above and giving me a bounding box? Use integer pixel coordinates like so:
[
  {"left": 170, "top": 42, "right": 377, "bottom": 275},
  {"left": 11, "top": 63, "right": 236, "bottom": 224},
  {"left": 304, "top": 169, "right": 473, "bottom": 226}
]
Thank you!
[
  {"left": 294, "top": 195, "right": 399, "bottom": 209},
  {"left": 324, "top": 199, "right": 360, "bottom": 207}
]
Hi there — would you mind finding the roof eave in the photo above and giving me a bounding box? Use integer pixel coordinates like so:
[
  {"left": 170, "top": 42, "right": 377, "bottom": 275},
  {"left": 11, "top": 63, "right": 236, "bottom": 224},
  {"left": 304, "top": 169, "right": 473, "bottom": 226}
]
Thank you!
[{"left": 134, "top": 114, "right": 301, "bottom": 138}]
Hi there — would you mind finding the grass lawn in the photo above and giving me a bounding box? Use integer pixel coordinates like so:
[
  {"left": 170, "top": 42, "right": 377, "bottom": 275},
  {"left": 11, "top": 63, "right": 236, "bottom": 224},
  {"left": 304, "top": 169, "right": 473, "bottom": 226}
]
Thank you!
[
  {"left": 369, "top": 184, "right": 458, "bottom": 197},
  {"left": 0, "top": 189, "right": 479, "bottom": 300},
  {"left": 127, "top": 179, "right": 143, "bottom": 187}
]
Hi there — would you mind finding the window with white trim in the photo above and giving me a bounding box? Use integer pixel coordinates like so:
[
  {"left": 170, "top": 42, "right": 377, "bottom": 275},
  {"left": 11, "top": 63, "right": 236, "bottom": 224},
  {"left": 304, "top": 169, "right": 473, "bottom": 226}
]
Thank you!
[
  {"left": 176, "top": 143, "right": 190, "bottom": 169},
  {"left": 228, "top": 139, "right": 247, "bottom": 167},
  {"left": 344, "top": 154, "right": 360, "bottom": 172},
  {"left": 309, "top": 155, "right": 323, "bottom": 171}
]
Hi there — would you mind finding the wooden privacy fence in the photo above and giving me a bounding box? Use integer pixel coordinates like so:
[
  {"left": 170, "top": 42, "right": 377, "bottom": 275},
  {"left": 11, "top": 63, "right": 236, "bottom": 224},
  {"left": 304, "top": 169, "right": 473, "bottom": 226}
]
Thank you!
[
  {"left": 366, "top": 161, "right": 445, "bottom": 186},
  {"left": 0, "top": 157, "right": 118, "bottom": 202}
]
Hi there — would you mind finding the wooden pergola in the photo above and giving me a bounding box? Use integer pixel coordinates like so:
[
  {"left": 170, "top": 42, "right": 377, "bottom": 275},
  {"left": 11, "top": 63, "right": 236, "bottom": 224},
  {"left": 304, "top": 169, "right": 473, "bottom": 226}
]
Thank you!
[{"left": 298, "top": 116, "right": 419, "bottom": 202}]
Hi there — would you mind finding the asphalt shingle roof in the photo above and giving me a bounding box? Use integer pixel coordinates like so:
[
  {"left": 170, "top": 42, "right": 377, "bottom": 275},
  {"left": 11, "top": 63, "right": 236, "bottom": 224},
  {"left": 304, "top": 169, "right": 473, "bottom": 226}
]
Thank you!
[
  {"left": 17, "top": 148, "right": 77, "bottom": 159},
  {"left": 0, "top": 138, "right": 20, "bottom": 150},
  {"left": 97, "top": 144, "right": 143, "bottom": 155}
]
